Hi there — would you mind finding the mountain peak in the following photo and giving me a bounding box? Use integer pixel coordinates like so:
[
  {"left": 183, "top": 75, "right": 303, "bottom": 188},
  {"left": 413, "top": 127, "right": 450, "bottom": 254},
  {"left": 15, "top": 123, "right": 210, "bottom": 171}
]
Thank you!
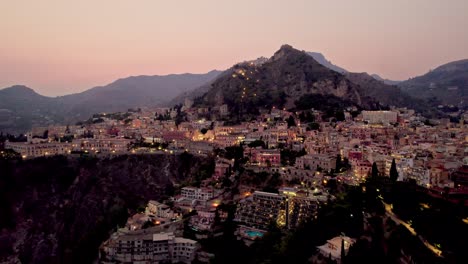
[
  {"left": 1, "top": 85, "right": 40, "bottom": 96},
  {"left": 272, "top": 44, "right": 304, "bottom": 61},
  {"left": 307, "top": 52, "right": 347, "bottom": 74},
  {"left": 279, "top": 44, "right": 294, "bottom": 51}
]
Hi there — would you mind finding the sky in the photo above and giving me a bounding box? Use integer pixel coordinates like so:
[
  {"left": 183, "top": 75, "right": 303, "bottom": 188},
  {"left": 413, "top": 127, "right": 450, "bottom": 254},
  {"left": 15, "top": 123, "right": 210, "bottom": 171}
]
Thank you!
[{"left": 1, "top": 0, "right": 467, "bottom": 96}]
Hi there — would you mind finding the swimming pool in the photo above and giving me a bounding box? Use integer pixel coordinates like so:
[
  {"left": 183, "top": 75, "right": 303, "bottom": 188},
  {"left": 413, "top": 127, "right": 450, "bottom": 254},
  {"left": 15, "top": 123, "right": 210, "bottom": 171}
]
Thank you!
[{"left": 245, "top": 230, "right": 264, "bottom": 238}]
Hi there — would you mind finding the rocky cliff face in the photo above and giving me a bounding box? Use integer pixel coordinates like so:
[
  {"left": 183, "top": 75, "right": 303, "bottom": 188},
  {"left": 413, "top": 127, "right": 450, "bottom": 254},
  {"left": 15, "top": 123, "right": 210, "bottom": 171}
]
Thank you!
[
  {"left": 195, "top": 45, "right": 414, "bottom": 116},
  {"left": 194, "top": 45, "right": 369, "bottom": 116},
  {"left": 0, "top": 153, "right": 213, "bottom": 263}
]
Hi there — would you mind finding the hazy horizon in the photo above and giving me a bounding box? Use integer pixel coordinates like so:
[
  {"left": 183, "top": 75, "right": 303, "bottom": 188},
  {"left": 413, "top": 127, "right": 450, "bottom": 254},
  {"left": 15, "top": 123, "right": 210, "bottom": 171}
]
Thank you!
[{"left": 1, "top": 0, "right": 468, "bottom": 96}]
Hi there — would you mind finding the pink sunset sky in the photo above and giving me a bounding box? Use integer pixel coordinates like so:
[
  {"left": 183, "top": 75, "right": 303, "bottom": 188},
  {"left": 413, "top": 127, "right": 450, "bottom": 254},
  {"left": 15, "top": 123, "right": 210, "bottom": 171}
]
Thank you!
[{"left": 1, "top": 0, "right": 467, "bottom": 96}]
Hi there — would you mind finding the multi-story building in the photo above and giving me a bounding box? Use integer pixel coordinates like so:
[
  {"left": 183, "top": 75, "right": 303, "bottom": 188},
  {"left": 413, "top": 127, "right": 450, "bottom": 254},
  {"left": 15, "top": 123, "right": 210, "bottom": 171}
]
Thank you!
[
  {"left": 235, "top": 191, "right": 287, "bottom": 229},
  {"left": 296, "top": 154, "right": 336, "bottom": 171},
  {"left": 100, "top": 231, "right": 198, "bottom": 264},
  {"left": 162, "top": 131, "right": 189, "bottom": 142},
  {"left": 186, "top": 141, "right": 214, "bottom": 155},
  {"left": 4, "top": 141, "right": 72, "bottom": 158},
  {"left": 219, "top": 104, "right": 229, "bottom": 116},
  {"left": 384, "top": 156, "right": 413, "bottom": 180},
  {"left": 74, "top": 138, "right": 131, "bottom": 153},
  {"left": 452, "top": 157, "right": 468, "bottom": 187},
  {"left": 214, "top": 162, "right": 230, "bottom": 179},
  {"left": 362, "top": 111, "right": 398, "bottom": 124},
  {"left": 235, "top": 190, "right": 321, "bottom": 230},
  {"left": 247, "top": 148, "right": 281, "bottom": 167},
  {"left": 351, "top": 159, "right": 372, "bottom": 179},
  {"left": 283, "top": 195, "right": 319, "bottom": 229},
  {"left": 213, "top": 134, "right": 241, "bottom": 148},
  {"left": 146, "top": 200, "right": 176, "bottom": 219},
  {"left": 188, "top": 209, "right": 217, "bottom": 231},
  {"left": 406, "top": 166, "right": 430, "bottom": 187},
  {"left": 181, "top": 187, "right": 214, "bottom": 201}
]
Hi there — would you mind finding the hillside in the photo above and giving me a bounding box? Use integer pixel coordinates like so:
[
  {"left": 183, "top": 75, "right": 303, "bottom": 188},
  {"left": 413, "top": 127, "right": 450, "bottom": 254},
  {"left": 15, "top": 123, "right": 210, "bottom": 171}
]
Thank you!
[
  {"left": 0, "top": 71, "right": 221, "bottom": 133},
  {"left": 169, "top": 70, "right": 231, "bottom": 106},
  {"left": 0, "top": 154, "right": 213, "bottom": 263},
  {"left": 0, "top": 86, "right": 65, "bottom": 133},
  {"left": 346, "top": 73, "right": 435, "bottom": 116},
  {"left": 192, "top": 45, "right": 422, "bottom": 119},
  {"left": 306, "top": 52, "right": 401, "bottom": 86},
  {"left": 200, "top": 45, "right": 367, "bottom": 110},
  {"left": 57, "top": 71, "right": 221, "bottom": 119},
  {"left": 399, "top": 59, "right": 468, "bottom": 108}
]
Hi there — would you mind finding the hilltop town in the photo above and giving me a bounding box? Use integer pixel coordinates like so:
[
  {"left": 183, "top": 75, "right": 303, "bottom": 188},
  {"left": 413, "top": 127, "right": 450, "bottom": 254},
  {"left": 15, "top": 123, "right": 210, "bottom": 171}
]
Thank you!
[{"left": 2, "top": 99, "right": 468, "bottom": 263}]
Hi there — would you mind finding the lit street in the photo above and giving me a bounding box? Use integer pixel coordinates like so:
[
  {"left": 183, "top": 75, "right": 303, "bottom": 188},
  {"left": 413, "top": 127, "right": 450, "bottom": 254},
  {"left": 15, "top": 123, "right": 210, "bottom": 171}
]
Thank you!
[{"left": 383, "top": 202, "right": 443, "bottom": 257}]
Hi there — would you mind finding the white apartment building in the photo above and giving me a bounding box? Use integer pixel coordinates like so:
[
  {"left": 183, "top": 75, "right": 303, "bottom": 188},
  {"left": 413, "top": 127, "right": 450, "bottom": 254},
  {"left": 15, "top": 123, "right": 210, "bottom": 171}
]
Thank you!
[
  {"left": 146, "top": 200, "right": 176, "bottom": 219},
  {"left": 4, "top": 141, "right": 72, "bottom": 158},
  {"left": 181, "top": 187, "right": 214, "bottom": 201},
  {"left": 100, "top": 231, "right": 198, "bottom": 264},
  {"left": 73, "top": 138, "right": 131, "bottom": 153},
  {"left": 317, "top": 236, "right": 355, "bottom": 263},
  {"left": 362, "top": 110, "right": 398, "bottom": 124},
  {"left": 296, "top": 154, "right": 337, "bottom": 171}
]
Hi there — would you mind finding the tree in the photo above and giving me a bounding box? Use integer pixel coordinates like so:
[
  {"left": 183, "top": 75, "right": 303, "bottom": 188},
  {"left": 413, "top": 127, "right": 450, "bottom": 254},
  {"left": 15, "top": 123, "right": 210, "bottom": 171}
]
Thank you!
[
  {"left": 390, "top": 158, "right": 399, "bottom": 182},
  {"left": 335, "top": 110, "right": 345, "bottom": 122},
  {"left": 341, "top": 238, "right": 346, "bottom": 263},
  {"left": 222, "top": 177, "right": 232, "bottom": 188},
  {"left": 248, "top": 140, "right": 266, "bottom": 148},
  {"left": 287, "top": 116, "right": 296, "bottom": 128},
  {"left": 308, "top": 122, "right": 320, "bottom": 131},
  {"left": 336, "top": 155, "right": 342, "bottom": 171},
  {"left": 371, "top": 162, "right": 379, "bottom": 178},
  {"left": 43, "top": 130, "right": 49, "bottom": 139},
  {"left": 214, "top": 209, "right": 221, "bottom": 225}
]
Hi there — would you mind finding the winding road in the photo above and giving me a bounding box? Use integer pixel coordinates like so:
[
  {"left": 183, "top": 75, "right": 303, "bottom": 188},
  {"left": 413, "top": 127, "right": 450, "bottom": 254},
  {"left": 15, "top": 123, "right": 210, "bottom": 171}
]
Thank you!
[{"left": 382, "top": 202, "right": 443, "bottom": 258}]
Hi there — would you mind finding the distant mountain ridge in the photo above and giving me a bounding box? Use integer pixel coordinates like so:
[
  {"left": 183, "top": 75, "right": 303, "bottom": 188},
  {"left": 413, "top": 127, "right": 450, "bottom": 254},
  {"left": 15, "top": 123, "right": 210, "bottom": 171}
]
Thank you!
[
  {"left": 399, "top": 59, "right": 468, "bottom": 108},
  {"left": 306, "top": 52, "right": 402, "bottom": 86},
  {"left": 306, "top": 52, "right": 347, "bottom": 74},
  {"left": 370, "top": 74, "right": 402, "bottom": 85},
  {"left": 57, "top": 70, "right": 221, "bottom": 118},
  {"left": 0, "top": 71, "right": 221, "bottom": 133},
  {"left": 2, "top": 47, "right": 465, "bottom": 133}
]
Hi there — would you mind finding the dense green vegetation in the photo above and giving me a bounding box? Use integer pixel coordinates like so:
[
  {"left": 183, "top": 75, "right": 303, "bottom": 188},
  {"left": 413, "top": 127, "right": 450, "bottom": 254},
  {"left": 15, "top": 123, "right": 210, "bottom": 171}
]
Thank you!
[
  {"left": 280, "top": 148, "right": 306, "bottom": 166},
  {"left": 295, "top": 94, "right": 353, "bottom": 121}
]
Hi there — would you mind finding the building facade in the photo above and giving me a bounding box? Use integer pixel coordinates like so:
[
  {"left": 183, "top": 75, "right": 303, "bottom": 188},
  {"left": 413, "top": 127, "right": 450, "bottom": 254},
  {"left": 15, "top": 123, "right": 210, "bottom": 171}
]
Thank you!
[{"left": 100, "top": 232, "right": 198, "bottom": 264}]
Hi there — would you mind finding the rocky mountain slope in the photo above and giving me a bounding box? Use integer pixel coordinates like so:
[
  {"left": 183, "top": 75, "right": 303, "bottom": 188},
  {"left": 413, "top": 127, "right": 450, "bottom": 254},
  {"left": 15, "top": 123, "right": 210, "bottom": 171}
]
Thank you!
[
  {"left": 0, "top": 153, "right": 213, "bottom": 264},
  {"left": 346, "top": 72, "right": 434, "bottom": 116},
  {"left": 306, "top": 52, "right": 401, "bottom": 85},
  {"left": 191, "top": 45, "right": 422, "bottom": 119},
  {"left": 399, "top": 59, "right": 468, "bottom": 108},
  {"left": 306, "top": 52, "right": 347, "bottom": 74}
]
